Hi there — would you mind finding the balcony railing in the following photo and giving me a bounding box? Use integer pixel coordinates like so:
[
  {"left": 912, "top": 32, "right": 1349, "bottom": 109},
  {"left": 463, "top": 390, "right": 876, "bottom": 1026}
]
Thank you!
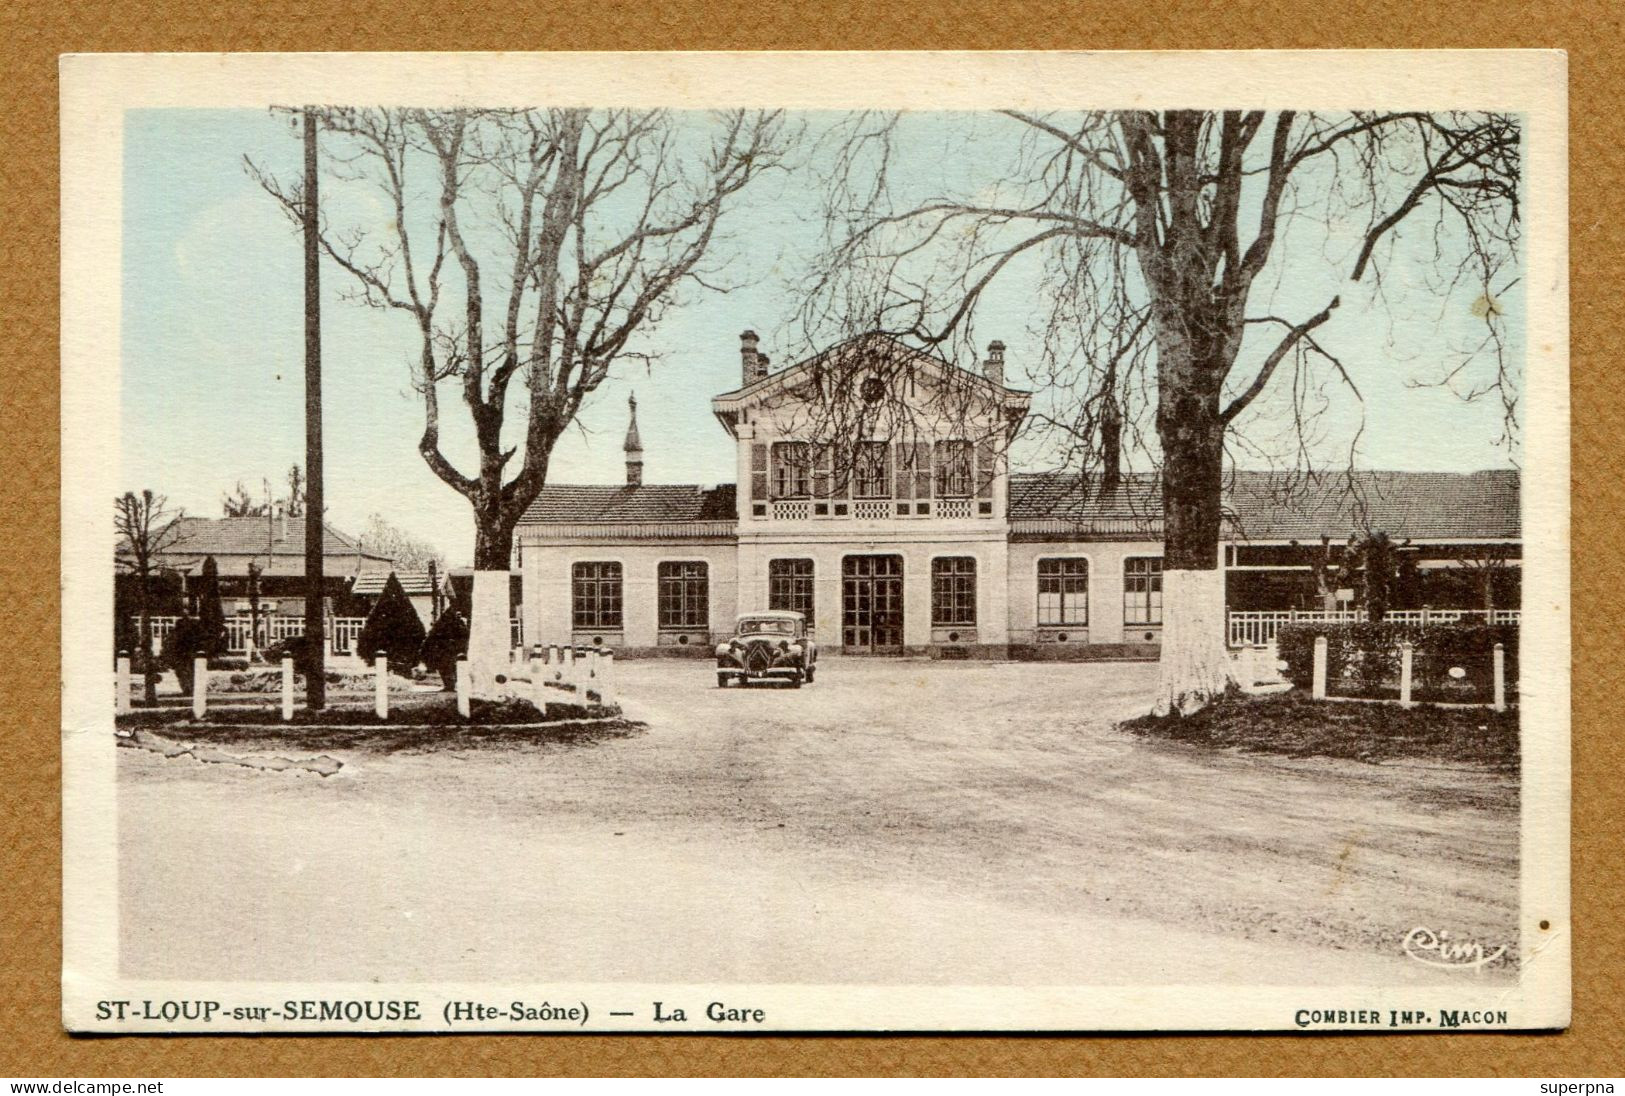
[
  {"left": 761, "top": 496, "right": 993, "bottom": 521},
  {"left": 1227, "top": 608, "right": 1522, "bottom": 648}
]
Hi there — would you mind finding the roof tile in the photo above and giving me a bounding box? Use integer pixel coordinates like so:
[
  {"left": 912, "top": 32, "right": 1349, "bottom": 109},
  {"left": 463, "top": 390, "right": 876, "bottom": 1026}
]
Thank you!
[
  {"left": 519, "top": 470, "right": 1519, "bottom": 542},
  {"left": 520, "top": 484, "right": 735, "bottom": 525}
]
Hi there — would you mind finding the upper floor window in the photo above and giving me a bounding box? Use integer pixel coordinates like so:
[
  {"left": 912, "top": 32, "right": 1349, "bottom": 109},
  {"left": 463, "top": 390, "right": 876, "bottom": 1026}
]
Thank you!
[
  {"left": 1037, "top": 557, "right": 1089, "bottom": 625},
  {"left": 934, "top": 440, "right": 973, "bottom": 497},
  {"left": 771, "top": 441, "right": 812, "bottom": 499},
  {"left": 572, "top": 561, "right": 623, "bottom": 630},
  {"left": 657, "top": 561, "right": 708, "bottom": 631},
  {"left": 1124, "top": 557, "right": 1163, "bottom": 625},
  {"left": 854, "top": 441, "right": 891, "bottom": 498}
]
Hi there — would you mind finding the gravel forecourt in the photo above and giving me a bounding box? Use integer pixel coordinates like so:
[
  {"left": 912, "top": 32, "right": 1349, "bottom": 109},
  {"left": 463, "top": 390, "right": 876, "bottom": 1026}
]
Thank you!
[{"left": 118, "top": 657, "right": 1518, "bottom": 986}]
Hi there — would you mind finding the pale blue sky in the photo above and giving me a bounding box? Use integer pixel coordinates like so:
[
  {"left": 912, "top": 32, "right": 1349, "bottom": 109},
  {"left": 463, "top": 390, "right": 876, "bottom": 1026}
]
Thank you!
[{"left": 121, "top": 109, "right": 1522, "bottom": 565}]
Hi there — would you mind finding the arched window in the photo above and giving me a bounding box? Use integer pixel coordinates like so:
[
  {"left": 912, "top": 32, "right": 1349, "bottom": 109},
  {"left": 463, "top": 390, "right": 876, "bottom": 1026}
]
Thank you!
[
  {"left": 1037, "top": 558, "right": 1089, "bottom": 625},
  {"left": 658, "top": 561, "right": 709, "bottom": 630},
  {"left": 1124, "top": 557, "right": 1163, "bottom": 625},
  {"left": 768, "top": 558, "right": 815, "bottom": 622},
  {"left": 572, "top": 562, "right": 623, "bottom": 629},
  {"left": 931, "top": 557, "right": 977, "bottom": 627}
]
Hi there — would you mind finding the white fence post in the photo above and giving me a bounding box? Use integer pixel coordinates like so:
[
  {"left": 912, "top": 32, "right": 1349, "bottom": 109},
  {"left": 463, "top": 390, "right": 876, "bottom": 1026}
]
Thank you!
[
  {"left": 1311, "top": 636, "right": 1328, "bottom": 701},
  {"left": 456, "top": 655, "right": 471, "bottom": 718},
  {"left": 547, "top": 644, "right": 560, "bottom": 682},
  {"left": 599, "top": 650, "right": 617, "bottom": 709},
  {"left": 1399, "top": 642, "right": 1414, "bottom": 709},
  {"left": 192, "top": 655, "right": 207, "bottom": 719},
  {"left": 281, "top": 655, "right": 295, "bottom": 721},
  {"left": 530, "top": 646, "right": 547, "bottom": 710},
  {"left": 562, "top": 646, "right": 576, "bottom": 691},
  {"left": 1493, "top": 642, "right": 1507, "bottom": 712},
  {"left": 374, "top": 653, "right": 389, "bottom": 719},
  {"left": 116, "top": 652, "right": 131, "bottom": 715}
]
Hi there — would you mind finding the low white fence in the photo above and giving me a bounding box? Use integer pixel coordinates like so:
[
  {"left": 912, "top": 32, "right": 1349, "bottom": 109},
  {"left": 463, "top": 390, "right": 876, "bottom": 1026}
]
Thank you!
[
  {"left": 1305, "top": 634, "right": 1510, "bottom": 712},
  {"left": 1227, "top": 608, "right": 1521, "bottom": 648},
  {"left": 130, "top": 614, "right": 522, "bottom": 658}
]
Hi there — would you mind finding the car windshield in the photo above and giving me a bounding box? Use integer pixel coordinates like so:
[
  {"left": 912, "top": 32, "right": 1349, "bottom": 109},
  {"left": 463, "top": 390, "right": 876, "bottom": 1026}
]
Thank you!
[{"left": 738, "top": 618, "right": 797, "bottom": 636}]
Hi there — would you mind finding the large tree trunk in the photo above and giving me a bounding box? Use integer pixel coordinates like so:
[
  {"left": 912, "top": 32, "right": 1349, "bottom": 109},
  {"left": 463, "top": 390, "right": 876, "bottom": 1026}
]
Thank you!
[
  {"left": 1151, "top": 355, "right": 1236, "bottom": 716},
  {"left": 471, "top": 501, "right": 515, "bottom": 573}
]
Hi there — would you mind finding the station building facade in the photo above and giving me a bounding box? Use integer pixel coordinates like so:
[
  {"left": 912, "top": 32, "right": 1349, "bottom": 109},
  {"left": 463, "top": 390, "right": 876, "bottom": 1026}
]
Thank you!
[{"left": 514, "top": 333, "right": 1520, "bottom": 658}]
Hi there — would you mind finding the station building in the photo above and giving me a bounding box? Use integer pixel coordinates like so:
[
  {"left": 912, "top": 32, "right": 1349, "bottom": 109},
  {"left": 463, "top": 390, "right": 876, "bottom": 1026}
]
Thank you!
[{"left": 514, "top": 333, "right": 1520, "bottom": 658}]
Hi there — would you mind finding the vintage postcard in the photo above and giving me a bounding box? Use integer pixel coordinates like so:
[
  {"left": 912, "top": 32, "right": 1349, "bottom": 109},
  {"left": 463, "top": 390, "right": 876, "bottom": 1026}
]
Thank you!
[{"left": 61, "top": 50, "right": 1570, "bottom": 1032}]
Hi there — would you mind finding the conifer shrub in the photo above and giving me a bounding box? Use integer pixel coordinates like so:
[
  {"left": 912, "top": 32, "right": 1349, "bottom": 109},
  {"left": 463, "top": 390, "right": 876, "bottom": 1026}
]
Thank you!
[
  {"left": 420, "top": 604, "right": 470, "bottom": 691},
  {"left": 195, "top": 555, "right": 228, "bottom": 660},
  {"left": 166, "top": 613, "right": 214, "bottom": 693},
  {"left": 356, "top": 572, "right": 427, "bottom": 676}
]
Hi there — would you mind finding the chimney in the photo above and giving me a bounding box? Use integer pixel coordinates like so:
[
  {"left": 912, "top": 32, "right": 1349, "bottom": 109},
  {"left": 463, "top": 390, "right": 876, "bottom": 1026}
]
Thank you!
[
  {"left": 985, "top": 340, "right": 1006, "bottom": 388},
  {"left": 740, "top": 329, "right": 767, "bottom": 385},
  {"left": 624, "top": 393, "right": 644, "bottom": 487}
]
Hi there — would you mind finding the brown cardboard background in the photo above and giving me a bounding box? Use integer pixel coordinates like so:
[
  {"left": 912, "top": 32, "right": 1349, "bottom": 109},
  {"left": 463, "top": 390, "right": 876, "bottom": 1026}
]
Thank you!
[{"left": 2, "top": 3, "right": 1617, "bottom": 1078}]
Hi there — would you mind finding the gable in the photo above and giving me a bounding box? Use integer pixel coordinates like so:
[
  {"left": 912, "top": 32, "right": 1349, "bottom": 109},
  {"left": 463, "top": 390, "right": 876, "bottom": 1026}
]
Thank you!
[{"left": 712, "top": 332, "right": 1030, "bottom": 440}]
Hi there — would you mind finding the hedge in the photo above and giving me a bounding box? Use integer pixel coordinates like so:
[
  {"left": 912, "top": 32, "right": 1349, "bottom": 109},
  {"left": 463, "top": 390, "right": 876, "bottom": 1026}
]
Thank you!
[{"left": 1276, "top": 621, "right": 1518, "bottom": 702}]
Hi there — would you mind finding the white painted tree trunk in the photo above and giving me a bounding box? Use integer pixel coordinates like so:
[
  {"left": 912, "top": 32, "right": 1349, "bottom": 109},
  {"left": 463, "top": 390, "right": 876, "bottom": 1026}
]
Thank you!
[
  {"left": 467, "top": 570, "right": 512, "bottom": 701},
  {"left": 1151, "top": 568, "right": 1236, "bottom": 716}
]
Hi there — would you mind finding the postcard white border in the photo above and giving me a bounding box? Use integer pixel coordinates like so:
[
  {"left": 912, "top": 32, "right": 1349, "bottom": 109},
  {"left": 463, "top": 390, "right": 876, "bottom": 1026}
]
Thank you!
[{"left": 61, "top": 49, "right": 1570, "bottom": 1033}]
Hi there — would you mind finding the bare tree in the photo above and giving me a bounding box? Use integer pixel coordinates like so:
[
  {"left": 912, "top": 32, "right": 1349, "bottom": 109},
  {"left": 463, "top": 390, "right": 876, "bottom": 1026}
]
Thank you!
[
  {"left": 1454, "top": 543, "right": 1517, "bottom": 615},
  {"left": 114, "top": 489, "right": 186, "bottom": 705},
  {"left": 1293, "top": 533, "right": 1358, "bottom": 613},
  {"left": 250, "top": 107, "right": 789, "bottom": 569},
  {"left": 284, "top": 464, "right": 306, "bottom": 517},
  {"left": 810, "top": 110, "right": 1519, "bottom": 713},
  {"left": 221, "top": 480, "right": 263, "bottom": 517},
  {"left": 360, "top": 512, "right": 446, "bottom": 573}
]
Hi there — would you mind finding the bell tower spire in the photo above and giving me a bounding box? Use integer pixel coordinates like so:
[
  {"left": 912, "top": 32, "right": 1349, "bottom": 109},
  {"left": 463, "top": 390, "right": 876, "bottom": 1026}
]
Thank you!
[{"left": 624, "top": 393, "right": 644, "bottom": 487}]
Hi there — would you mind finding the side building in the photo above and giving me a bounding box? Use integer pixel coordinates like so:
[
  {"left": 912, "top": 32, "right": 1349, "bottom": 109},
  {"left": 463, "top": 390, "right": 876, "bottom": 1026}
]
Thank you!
[{"left": 516, "top": 332, "right": 1521, "bottom": 658}]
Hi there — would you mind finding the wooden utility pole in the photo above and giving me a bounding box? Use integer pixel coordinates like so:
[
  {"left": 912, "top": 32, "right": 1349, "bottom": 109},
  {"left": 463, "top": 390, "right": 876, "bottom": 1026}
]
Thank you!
[{"left": 302, "top": 108, "right": 327, "bottom": 709}]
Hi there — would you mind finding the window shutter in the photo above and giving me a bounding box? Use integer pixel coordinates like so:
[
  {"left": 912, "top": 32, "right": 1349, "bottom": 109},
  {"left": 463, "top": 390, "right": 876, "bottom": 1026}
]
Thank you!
[
  {"left": 916, "top": 441, "right": 933, "bottom": 499},
  {"left": 894, "top": 441, "right": 912, "bottom": 501},
  {"left": 751, "top": 443, "right": 769, "bottom": 503},
  {"left": 813, "top": 444, "right": 832, "bottom": 498},
  {"left": 975, "top": 440, "right": 995, "bottom": 499}
]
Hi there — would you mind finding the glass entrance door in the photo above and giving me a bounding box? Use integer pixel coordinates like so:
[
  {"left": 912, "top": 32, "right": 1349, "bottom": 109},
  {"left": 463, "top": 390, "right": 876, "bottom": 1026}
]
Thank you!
[{"left": 842, "top": 554, "right": 905, "bottom": 651}]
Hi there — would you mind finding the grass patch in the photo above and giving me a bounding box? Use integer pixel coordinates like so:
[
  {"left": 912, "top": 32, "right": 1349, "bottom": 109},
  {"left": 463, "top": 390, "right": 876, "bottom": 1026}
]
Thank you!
[
  {"left": 1120, "top": 690, "right": 1518, "bottom": 775},
  {"left": 121, "top": 718, "right": 643, "bottom": 756}
]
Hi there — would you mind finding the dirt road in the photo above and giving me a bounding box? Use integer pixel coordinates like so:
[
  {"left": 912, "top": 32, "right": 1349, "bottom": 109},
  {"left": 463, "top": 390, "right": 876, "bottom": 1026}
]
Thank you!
[{"left": 118, "top": 657, "right": 1518, "bottom": 985}]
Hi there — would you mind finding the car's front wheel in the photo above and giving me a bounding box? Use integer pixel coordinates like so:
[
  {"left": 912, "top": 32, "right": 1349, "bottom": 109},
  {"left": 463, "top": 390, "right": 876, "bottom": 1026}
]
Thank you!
[
  {"left": 716, "top": 672, "right": 730, "bottom": 689},
  {"left": 787, "top": 670, "right": 802, "bottom": 689},
  {"left": 805, "top": 664, "right": 815, "bottom": 684}
]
